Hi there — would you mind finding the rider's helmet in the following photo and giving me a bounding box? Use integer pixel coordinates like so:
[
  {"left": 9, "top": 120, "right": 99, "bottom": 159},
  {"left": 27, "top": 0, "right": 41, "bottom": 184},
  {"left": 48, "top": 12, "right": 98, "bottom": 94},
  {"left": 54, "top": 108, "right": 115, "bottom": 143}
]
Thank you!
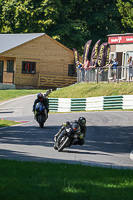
[
  {"left": 37, "top": 93, "right": 43, "bottom": 101},
  {"left": 78, "top": 117, "right": 86, "bottom": 126},
  {"left": 72, "top": 122, "right": 81, "bottom": 134}
]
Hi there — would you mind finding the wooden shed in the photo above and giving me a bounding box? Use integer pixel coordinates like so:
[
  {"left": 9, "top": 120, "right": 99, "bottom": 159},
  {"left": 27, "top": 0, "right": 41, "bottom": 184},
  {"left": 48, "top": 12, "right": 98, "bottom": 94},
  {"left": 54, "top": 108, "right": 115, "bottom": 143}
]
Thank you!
[{"left": 0, "top": 33, "right": 78, "bottom": 89}]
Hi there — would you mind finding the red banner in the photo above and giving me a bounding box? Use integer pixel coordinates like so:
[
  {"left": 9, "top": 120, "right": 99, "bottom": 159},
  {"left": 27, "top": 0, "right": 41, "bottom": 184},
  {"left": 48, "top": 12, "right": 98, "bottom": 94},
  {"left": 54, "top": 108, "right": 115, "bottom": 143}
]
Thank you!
[{"left": 108, "top": 35, "right": 133, "bottom": 44}]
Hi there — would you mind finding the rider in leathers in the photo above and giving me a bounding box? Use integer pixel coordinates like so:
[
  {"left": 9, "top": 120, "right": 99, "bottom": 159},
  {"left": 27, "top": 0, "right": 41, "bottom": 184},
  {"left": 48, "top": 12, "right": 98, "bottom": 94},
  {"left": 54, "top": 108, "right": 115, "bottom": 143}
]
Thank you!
[
  {"left": 54, "top": 117, "right": 86, "bottom": 146},
  {"left": 33, "top": 93, "right": 49, "bottom": 117}
]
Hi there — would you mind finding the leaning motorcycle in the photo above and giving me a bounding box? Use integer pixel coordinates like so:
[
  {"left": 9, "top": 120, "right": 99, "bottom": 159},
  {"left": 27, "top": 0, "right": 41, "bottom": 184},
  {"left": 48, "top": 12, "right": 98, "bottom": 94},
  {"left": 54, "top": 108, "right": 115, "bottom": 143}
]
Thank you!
[
  {"left": 54, "top": 122, "right": 81, "bottom": 152},
  {"left": 34, "top": 102, "right": 47, "bottom": 128}
]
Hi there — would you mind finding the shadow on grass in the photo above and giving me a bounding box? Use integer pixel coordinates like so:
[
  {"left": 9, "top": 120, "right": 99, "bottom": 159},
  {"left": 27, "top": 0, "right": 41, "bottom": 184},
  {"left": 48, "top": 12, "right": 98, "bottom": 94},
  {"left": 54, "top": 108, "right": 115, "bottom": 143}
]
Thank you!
[{"left": 0, "top": 159, "right": 133, "bottom": 200}]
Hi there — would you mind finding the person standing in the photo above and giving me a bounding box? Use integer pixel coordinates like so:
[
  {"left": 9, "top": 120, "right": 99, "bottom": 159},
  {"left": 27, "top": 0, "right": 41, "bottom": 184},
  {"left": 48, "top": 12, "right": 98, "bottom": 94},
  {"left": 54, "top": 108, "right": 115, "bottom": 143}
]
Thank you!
[
  {"left": 84, "top": 59, "right": 90, "bottom": 82},
  {"left": 112, "top": 58, "right": 118, "bottom": 82},
  {"left": 76, "top": 61, "right": 84, "bottom": 82},
  {"left": 127, "top": 56, "right": 133, "bottom": 81}
]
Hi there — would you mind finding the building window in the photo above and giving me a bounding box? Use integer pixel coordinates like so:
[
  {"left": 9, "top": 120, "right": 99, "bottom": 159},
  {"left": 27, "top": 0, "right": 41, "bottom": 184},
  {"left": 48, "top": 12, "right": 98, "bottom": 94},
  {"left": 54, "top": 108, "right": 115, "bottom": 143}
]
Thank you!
[
  {"left": 7, "top": 60, "right": 14, "bottom": 72},
  {"left": 22, "top": 61, "right": 36, "bottom": 74},
  {"left": 68, "top": 64, "right": 76, "bottom": 77}
]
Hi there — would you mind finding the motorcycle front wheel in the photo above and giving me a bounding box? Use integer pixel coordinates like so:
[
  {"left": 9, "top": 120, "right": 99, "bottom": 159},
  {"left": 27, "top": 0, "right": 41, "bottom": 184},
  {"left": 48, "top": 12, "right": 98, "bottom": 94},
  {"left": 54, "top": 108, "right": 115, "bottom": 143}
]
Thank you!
[
  {"left": 38, "top": 116, "right": 44, "bottom": 128},
  {"left": 58, "top": 136, "right": 69, "bottom": 152}
]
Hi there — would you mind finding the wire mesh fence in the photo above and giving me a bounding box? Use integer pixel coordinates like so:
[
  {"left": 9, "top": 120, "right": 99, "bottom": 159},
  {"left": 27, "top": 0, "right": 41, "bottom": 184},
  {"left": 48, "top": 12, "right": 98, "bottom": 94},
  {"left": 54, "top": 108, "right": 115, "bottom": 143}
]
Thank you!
[{"left": 77, "top": 66, "right": 131, "bottom": 83}]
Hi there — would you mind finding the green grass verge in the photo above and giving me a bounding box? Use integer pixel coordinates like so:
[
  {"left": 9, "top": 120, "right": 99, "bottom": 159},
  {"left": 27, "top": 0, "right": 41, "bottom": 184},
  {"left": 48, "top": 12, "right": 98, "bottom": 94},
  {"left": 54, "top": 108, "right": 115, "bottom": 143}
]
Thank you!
[
  {"left": 49, "top": 82, "right": 133, "bottom": 98},
  {"left": 0, "top": 89, "right": 46, "bottom": 103},
  {"left": 0, "top": 160, "right": 132, "bottom": 200},
  {"left": 0, "top": 119, "right": 20, "bottom": 128},
  {"left": 0, "top": 87, "right": 133, "bottom": 199}
]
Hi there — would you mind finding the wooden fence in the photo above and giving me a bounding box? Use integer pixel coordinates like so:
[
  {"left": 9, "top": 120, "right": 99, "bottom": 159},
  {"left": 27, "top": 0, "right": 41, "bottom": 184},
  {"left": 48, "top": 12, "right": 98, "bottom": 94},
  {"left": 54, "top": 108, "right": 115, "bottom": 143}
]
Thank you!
[{"left": 38, "top": 74, "right": 77, "bottom": 88}]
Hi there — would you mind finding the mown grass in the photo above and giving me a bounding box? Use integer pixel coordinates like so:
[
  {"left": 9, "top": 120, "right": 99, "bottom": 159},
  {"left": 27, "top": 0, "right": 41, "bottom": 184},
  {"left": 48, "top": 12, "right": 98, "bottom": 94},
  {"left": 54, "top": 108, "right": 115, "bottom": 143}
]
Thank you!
[
  {"left": 49, "top": 82, "right": 133, "bottom": 98},
  {"left": 0, "top": 85, "right": 133, "bottom": 200},
  {"left": 0, "top": 119, "right": 20, "bottom": 128},
  {"left": 0, "top": 89, "right": 46, "bottom": 102},
  {"left": 0, "top": 160, "right": 133, "bottom": 200},
  {"left": 1, "top": 83, "right": 133, "bottom": 100}
]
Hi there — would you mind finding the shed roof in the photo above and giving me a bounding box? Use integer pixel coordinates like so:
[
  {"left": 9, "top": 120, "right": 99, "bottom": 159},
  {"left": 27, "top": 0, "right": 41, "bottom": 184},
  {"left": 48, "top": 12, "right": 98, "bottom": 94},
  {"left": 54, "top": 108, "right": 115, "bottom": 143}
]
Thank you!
[
  {"left": 107, "top": 33, "right": 133, "bottom": 37},
  {"left": 0, "top": 33, "right": 45, "bottom": 53}
]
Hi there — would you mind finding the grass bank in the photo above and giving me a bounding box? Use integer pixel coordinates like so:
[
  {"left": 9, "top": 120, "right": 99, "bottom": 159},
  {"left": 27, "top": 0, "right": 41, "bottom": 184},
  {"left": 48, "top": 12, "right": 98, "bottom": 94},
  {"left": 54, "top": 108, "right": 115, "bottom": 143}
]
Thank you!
[
  {"left": 0, "top": 89, "right": 46, "bottom": 103},
  {"left": 0, "top": 119, "right": 20, "bottom": 128},
  {"left": 49, "top": 82, "right": 133, "bottom": 98},
  {"left": 0, "top": 160, "right": 133, "bottom": 200}
]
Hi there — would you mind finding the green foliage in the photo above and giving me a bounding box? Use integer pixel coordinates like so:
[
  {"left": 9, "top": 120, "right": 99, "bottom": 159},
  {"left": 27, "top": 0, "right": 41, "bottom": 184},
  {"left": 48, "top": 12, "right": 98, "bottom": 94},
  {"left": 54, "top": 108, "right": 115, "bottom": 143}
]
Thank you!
[
  {"left": 116, "top": 0, "right": 133, "bottom": 28},
  {"left": 0, "top": 0, "right": 132, "bottom": 54}
]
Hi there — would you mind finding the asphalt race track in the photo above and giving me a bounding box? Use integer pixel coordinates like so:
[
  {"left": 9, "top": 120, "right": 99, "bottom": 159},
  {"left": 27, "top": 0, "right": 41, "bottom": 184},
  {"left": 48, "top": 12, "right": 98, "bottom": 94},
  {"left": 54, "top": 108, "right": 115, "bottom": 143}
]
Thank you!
[{"left": 0, "top": 94, "right": 133, "bottom": 169}]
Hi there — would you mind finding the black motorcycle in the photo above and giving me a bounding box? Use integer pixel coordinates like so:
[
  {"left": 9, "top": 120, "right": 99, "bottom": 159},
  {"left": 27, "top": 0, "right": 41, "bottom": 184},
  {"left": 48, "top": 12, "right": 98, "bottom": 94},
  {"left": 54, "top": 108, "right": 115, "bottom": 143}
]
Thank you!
[
  {"left": 54, "top": 122, "right": 81, "bottom": 152},
  {"left": 34, "top": 102, "right": 47, "bottom": 128}
]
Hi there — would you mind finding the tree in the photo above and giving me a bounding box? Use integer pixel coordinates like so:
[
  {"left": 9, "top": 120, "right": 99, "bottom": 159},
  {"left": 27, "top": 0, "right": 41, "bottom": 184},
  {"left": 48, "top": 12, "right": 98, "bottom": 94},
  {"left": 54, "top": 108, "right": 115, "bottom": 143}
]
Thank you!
[
  {"left": 1, "top": 0, "right": 62, "bottom": 33},
  {"left": 0, "top": 0, "right": 132, "bottom": 55},
  {"left": 116, "top": 0, "right": 133, "bottom": 28}
]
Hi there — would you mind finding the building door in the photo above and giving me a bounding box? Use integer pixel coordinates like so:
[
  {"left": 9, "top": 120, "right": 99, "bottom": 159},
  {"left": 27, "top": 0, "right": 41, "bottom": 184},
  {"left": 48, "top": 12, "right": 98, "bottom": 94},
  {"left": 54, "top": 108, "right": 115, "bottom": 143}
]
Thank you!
[
  {"left": 116, "top": 52, "right": 123, "bottom": 66},
  {"left": 0, "top": 61, "right": 3, "bottom": 83}
]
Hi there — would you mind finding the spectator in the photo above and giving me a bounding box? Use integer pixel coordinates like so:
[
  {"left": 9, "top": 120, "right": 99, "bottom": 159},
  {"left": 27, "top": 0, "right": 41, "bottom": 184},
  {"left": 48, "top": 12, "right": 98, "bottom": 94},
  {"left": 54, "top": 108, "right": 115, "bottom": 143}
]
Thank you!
[
  {"left": 84, "top": 59, "right": 90, "bottom": 82},
  {"left": 93, "top": 61, "right": 99, "bottom": 82},
  {"left": 127, "top": 56, "right": 133, "bottom": 81},
  {"left": 108, "top": 59, "right": 113, "bottom": 67},
  {"left": 76, "top": 61, "right": 84, "bottom": 82},
  {"left": 112, "top": 58, "right": 118, "bottom": 82}
]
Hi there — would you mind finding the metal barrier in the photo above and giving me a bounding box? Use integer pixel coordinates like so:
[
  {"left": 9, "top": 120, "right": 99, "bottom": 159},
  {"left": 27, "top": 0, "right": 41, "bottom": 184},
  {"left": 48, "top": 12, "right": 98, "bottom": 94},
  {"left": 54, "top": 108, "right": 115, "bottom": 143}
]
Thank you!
[
  {"left": 77, "top": 66, "right": 131, "bottom": 83},
  {"left": 49, "top": 97, "right": 103, "bottom": 112},
  {"left": 49, "top": 95, "right": 133, "bottom": 112},
  {"left": 103, "top": 96, "right": 123, "bottom": 110},
  {"left": 71, "top": 98, "right": 86, "bottom": 111}
]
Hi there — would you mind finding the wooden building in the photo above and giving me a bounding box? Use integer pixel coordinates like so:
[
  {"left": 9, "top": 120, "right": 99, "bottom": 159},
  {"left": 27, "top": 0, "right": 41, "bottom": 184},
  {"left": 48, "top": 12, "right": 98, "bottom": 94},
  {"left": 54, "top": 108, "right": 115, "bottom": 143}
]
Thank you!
[{"left": 0, "top": 33, "right": 78, "bottom": 89}]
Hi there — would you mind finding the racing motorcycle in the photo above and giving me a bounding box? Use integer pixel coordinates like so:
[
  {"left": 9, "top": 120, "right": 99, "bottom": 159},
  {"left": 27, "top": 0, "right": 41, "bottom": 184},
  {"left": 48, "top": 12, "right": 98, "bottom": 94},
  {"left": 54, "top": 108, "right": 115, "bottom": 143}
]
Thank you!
[
  {"left": 34, "top": 102, "right": 47, "bottom": 128},
  {"left": 54, "top": 122, "right": 81, "bottom": 152}
]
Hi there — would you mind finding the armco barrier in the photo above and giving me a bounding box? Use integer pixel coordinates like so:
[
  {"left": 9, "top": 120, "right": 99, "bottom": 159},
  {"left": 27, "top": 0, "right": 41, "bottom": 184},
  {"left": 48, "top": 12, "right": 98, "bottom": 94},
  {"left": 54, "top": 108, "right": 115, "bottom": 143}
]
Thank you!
[
  {"left": 71, "top": 98, "right": 86, "bottom": 111},
  {"left": 49, "top": 95, "right": 133, "bottom": 112},
  {"left": 103, "top": 95, "right": 123, "bottom": 110},
  {"left": 123, "top": 95, "right": 133, "bottom": 109},
  {"left": 49, "top": 97, "right": 103, "bottom": 112}
]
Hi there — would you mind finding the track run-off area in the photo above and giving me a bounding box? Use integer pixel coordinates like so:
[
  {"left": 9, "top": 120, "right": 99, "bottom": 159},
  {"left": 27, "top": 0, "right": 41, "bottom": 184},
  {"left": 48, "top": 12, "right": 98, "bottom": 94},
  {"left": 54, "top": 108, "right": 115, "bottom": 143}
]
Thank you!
[{"left": 0, "top": 94, "right": 133, "bottom": 169}]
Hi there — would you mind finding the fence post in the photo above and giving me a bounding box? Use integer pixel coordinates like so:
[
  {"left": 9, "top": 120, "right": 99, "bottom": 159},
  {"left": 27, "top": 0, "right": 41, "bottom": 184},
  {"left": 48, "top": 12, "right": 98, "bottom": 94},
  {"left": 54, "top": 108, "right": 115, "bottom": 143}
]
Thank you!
[
  {"left": 107, "top": 67, "right": 109, "bottom": 83},
  {"left": 129, "top": 66, "right": 130, "bottom": 82},
  {"left": 116, "top": 67, "right": 119, "bottom": 83},
  {"left": 97, "top": 68, "right": 98, "bottom": 83},
  {"left": 127, "top": 66, "right": 130, "bottom": 82},
  {"left": 13, "top": 71, "right": 15, "bottom": 84}
]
